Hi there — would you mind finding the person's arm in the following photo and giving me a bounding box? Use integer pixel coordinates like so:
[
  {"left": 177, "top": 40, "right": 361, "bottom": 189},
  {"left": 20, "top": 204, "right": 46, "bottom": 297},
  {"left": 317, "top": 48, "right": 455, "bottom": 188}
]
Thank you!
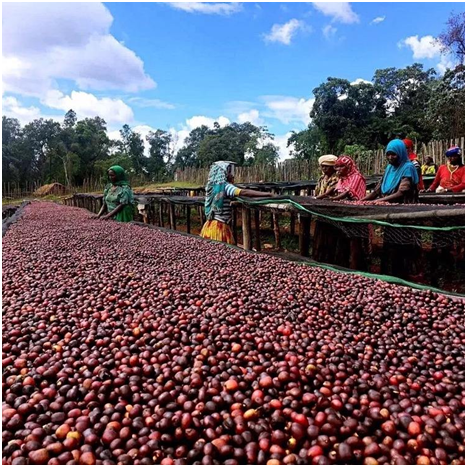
[
  {"left": 427, "top": 168, "right": 442, "bottom": 192},
  {"left": 96, "top": 203, "right": 107, "bottom": 218},
  {"left": 102, "top": 204, "right": 124, "bottom": 220},
  {"left": 237, "top": 188, "right": 273, "bottom": 198},
  {"left": 377, "top": 177, "right": 412, "bottom": 203},
  {"left": 330, "top": 190, "right": 351, "bottom": 201},
  {"left": 363, "top": 180, "right": 382, "bottom": 201},
  {"left": 316, "top": 187, "right": 336, "bottom": 200}
]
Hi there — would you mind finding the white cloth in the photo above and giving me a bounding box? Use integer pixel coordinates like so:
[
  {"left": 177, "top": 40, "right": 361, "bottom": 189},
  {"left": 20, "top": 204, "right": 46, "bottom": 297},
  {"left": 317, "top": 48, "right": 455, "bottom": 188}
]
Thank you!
[{"left": 318, "top": 154, "right": 337, "bottom": 166}]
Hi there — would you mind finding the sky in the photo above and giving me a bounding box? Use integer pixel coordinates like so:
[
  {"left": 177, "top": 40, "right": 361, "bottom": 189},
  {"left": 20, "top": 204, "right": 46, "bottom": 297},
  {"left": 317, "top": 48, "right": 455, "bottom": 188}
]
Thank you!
[{"left": 2, "top": 1, "right": 464, "bottom": 160}]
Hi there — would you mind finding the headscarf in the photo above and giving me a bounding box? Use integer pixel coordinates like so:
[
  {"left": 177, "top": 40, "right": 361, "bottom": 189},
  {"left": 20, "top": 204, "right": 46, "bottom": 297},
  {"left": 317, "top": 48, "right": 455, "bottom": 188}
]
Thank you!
[
  {"left": 205, "top": 161, "right": 236, "bottom": 220},
  {"left": 108, "top": 165, "right": 130, "bottom": 186},
  {"left": 446, "top": 146, "right": 463, "bottom": 168},
  {"left": 335, "top": 155, "right": 366, "bottom": 200},
  {"left": 318, "top": 155, "right": 337, "bottom": 166},
  {"left": 403, "top": 139, "right": 417, "bottom": 161},
  {"left": 381, "top": 140, "right": 419, "bottom": 195}
]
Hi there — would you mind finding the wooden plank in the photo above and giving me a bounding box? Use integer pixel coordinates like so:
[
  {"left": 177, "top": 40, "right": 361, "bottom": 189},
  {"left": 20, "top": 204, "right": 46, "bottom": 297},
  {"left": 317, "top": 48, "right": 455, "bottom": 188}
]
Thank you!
[
  {"left": 254, "top": 209, "right": 261, "bottom": 251},
  {"left": 169, "top": 203, "right": 176, "bottom": 230},
  {"left": 242, "top": 207, "right": 252, "bottom": 250},
  {"left": 299, "top": 215, "right": 311, "bottom": 257},
  {"left": 273, "top": 213, "right": 281, "bottom": 250},
  {"left": 186, "top": 205, "right": 191, "bottom": 234},
  {"left": 290, "top": 213, "right": 296, "bottom": 236},
  {"left": 232, "top": 207, "right": 238, "bottom": 245},
  {"left": 159, "top": 201, "right": 164, "bottom": 227}
]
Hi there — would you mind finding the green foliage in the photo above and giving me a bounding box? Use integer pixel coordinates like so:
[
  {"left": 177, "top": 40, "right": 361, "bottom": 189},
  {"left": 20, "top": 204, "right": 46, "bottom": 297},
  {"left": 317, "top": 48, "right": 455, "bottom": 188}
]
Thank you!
[
  {"left": 288, "top": 125, "right": 324, "bottom": 161},
  {"left": 146, "top": 129, "right": 172, "bottom": 182}
]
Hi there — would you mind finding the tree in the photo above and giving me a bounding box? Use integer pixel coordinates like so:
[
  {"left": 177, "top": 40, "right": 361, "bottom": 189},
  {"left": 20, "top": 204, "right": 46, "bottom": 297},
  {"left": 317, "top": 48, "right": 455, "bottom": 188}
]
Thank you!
[
  {"left": 174, "top": 125, "right": 211, "bottom": 169},
  {"left": 2, "top": 117, "right": 24, "bottom": 185},
  {"left": 118, "top": 124, "right": 147, "bottom": 175},
  {"left": 288, "top": 125, "right": 324, "bottom": 161},
  {"left": 146, "top": 130, "right": 172, "bottom": 181},
  {"left": 72, "top": 117, "right": 111, "bottom": 184},
  {"left": 426, "top": 65, "right": 465, "bottom": 140},
  {"left": 438, "top": 12, "right": 465, "bottom": 64}
]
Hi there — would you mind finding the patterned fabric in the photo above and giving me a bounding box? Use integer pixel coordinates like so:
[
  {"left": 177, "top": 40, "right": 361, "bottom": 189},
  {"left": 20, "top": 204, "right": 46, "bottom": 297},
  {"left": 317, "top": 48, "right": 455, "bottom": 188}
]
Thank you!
[
  {"left": 205, "top": 161, "right": 241, "bottom": 224},
  {"left": 315, "top": 173, "right": 339, "bottom": 196},
  {"left": 103, "top": 185, "right": 135, "bottom": 222},
  {"left": 381, "top": 140, "right": 419, "bottom": 196},
  {"left": 421, "top": 164, "right": 436, "bottom": 176},
  {"left": 200, "top": 220, "right": 235, "bottom": 244},
  {"left": 446, "top": 146, "right": 461, "bottom": 157},
  {"left": 335, "top": 156, "right": 367, "bottom": 200}
]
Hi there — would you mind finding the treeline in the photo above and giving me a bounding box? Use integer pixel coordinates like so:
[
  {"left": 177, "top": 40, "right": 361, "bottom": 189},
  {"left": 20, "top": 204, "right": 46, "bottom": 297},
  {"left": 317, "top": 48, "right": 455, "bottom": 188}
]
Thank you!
[
  {"left": 2, "top": 112, "right": 280, "bottom": 188},
  {"left": 289, "top": 64, "right": 465, "bottom": 160},
  {"left": 2, "top": 64, "right": 465, "bottom": 188}
]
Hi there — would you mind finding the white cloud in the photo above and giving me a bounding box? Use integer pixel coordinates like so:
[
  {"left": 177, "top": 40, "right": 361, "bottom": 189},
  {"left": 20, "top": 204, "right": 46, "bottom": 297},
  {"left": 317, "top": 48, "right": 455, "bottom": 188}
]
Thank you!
[
  {"left": 237, "top": 109, "right": 264, "bottom": 126},
  {"left": 264, "top": 19, "right": 308, "bottom": 45},
  {"left": 262, "top": 96, "right": 314, "bottom": 126},
  {"left": 274, "top": 132, "right": 295, "bottom": 162},
  {"left": 312, "top": 2, "right": 359, "bottom": 24},
  {"left": 42, "top": 90, "right": 134, "bottom": 125},
  {"left": 322, "top": 24, "right": 337, "bottom": 39},
  {"left": 350, "top": 78, "right": 372, "bottom": 85},
  {"left": 185, "top": 115, "right": 230, "bottom": 130},
  {"left": 2, "top": 2, "right": 155, "bottom": 97},
  {"left": 399, "top": 35, "right": 455, "bottom": 73},
  {"left": 128, "top": 97, "right": 176, "bottom": 109},
  {"left": 2, "top": 97, "right": 47, "bottom": 125},
  {"left": 166, "top": 2, "right": 242, "bottom": 15},
  {"left": 370, "top": 16, "right": 385, "bottom": 25},
  {"left": 399, "top": 35, "right": 442, "bottom": 59}
]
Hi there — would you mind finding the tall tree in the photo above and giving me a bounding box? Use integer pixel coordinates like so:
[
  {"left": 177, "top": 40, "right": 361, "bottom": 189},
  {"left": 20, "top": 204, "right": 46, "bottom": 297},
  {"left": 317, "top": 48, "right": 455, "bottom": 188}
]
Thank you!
[
  {"left": 119, "top": 124, "right": 147, "bottom": 175},
  {"left": 438, "top": 11, "right": 465, "bottom": 64},
  {"left": 146, "top": 130, "right": 172, "bottom": 181},
  {"left": 288, "top": 125, "right": 324, "bottom": 161}
]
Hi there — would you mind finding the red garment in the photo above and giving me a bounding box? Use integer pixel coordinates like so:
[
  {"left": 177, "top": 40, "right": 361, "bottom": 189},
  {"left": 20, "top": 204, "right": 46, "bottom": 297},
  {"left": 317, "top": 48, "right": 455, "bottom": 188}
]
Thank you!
[
  {"left": 429, "top": 164, "right": 465, "bottom": 192},
  {"left": 403, "top": 139, "right": 424, "bottom": 190},
  {"left": 335, "top": 155, "right": 367, "bottom": 200}
]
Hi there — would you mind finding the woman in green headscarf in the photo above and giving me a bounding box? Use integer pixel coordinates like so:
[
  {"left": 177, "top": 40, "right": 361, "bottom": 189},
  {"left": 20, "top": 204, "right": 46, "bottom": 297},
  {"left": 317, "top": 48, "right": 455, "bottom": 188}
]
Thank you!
[{"left": 96, "top": 166, "right": 135, "bottom": 222}]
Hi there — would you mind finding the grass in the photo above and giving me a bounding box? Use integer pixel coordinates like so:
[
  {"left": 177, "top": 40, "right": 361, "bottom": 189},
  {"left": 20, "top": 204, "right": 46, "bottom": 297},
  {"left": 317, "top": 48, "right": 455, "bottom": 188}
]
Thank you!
[{"left": 133, "top": 181, "right": 202, "bottom": 191}]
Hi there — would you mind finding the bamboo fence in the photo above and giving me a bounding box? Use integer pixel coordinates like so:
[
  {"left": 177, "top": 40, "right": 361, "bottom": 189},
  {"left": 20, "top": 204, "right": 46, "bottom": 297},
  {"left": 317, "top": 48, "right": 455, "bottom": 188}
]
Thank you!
[
  {"left": 175, "top": 137, "right": 465, "bottom": 184},
  {"left": 2, "top": 138, "right": 464, "bottom": 198}
]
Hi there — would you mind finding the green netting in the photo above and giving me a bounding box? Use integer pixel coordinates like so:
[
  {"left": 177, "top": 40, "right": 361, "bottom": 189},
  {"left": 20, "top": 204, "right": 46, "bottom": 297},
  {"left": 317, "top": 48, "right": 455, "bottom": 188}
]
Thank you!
[{"left": 235, "top": 197, "right": 465, "bottom": 249}]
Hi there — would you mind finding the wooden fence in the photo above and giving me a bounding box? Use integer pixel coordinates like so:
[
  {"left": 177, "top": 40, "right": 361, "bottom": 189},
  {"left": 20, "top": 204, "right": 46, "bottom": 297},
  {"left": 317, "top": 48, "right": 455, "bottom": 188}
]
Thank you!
[{"left": 175, "top": 137, "right": 465, "bottom": 184}]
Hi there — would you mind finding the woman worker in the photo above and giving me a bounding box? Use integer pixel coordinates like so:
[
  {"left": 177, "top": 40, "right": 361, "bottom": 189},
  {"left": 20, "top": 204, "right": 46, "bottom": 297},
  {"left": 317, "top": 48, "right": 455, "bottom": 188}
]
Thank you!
[
  {"left": 364, "top": 139, "right": 419, "bottom": 203},
  {"left": 421, "top": 156, "right": 437, "bottom": 176},
  {"left": 314, "top": 155, "right": 339, "bottom": 199},
  {"left": 200, "top": 161, "right": 272, "bottom": 244},
  {"left": 403, "top": 138, "right": 424, "bottom": 191},
  {"left": 425, "top": 146, "right": 465, "bottom": 193},
  {"left": 96, "top": 165, "right": 135, "bottom": 222},
  {"left": 318, "top": 156, "right": 366, "bottom": 201}
]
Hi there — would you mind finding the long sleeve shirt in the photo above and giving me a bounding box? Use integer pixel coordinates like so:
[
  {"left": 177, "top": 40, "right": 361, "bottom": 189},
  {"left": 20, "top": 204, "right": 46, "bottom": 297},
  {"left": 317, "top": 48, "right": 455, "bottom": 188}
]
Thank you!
[{"left": 428, "top": 165, "right": 465, "bottom": 192}]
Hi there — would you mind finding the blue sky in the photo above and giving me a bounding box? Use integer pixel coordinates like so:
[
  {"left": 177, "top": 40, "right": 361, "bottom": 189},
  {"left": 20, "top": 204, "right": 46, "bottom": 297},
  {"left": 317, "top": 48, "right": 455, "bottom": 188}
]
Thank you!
[{"left": 2, "top": 2, "right": 464, "bottom": 159}]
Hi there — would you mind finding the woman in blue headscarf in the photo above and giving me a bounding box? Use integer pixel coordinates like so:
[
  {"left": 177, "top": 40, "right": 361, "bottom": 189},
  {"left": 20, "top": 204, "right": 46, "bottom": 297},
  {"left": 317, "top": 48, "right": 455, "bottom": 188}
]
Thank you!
[
  {"left": 200, "top": 161, "right": 272, "bottom": 244},
  {"left": 364, "top": 139, "right": 419, "bottom": 203}
]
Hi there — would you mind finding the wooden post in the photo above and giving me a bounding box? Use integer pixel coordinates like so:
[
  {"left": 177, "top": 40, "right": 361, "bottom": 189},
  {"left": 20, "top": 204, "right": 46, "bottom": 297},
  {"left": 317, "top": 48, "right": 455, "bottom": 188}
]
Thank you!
[
  {"left": 198, "top": 206, "right": 205, "bottom": 226},
  {"left": 290, "top": 213, "right": 296, "bottom": 236},
  {"left": 254, "top": 209, "right": 261, "bottom": 251},
  {"left": 299, "top": 215, "right": 311, "bottom": 257},
  {"left": 159, "top": 200, "right": 164, "bottom": 227},
  {"left": 186, "top": 205, "right": 191, "bottom": 234},
  {"left": 169, "top": 203, "right": 176, "bottom": 230},
  {"left": 273, "top": 212, "right": 281, "bottom": 250},
  {"left": 232, "top": 206, "right": 238, "bottom": 245},
  {"left": 242, "top": 207, "right": 252, "bottom": 250},
  {"left": 349, "top": 239, "right": 361, "bottom": 270}
]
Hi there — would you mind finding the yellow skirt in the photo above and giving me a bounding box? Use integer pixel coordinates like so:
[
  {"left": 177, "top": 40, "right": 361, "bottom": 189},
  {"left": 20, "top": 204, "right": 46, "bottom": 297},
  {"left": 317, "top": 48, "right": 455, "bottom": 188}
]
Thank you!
[{"left": 200, "top": 220, "right": 235, "bottom": 245}]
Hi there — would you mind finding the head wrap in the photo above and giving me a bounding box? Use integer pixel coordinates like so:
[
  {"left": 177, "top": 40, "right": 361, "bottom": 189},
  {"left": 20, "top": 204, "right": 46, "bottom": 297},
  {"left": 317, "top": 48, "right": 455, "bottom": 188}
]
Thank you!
[
  {"left": 205, "top": 161, "right": 236, "bottom": 220},
  {"left": 318, "top": 155, "right": 337, "bottom": 166},
  {"left": 403, "top": 139, "right": 417, "bottom": 161},
  {"left": 108, "top": 165, "right": 130, "bottom": 187},
  {"left": 446, "top": 146, "right": 461, "bottom": 157},
  {"left": 334, "top": 156, "right": 366, "bottom": 200},
  {"left": 381, "top": 140, "right": 419, "bottom": 195}
]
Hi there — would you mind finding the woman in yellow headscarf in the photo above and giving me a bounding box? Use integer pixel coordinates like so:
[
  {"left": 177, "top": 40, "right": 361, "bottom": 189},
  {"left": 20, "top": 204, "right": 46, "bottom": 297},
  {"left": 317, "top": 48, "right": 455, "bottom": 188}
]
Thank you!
[{"left": 314, "top": 155, "right": 339, "bottom": 199}]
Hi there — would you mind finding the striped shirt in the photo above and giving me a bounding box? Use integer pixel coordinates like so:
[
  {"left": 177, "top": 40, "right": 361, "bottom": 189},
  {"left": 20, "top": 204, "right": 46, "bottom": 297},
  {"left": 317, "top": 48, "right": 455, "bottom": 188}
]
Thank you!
[{"left": 214, "top": 183, "right": 242, "bottom": 224}]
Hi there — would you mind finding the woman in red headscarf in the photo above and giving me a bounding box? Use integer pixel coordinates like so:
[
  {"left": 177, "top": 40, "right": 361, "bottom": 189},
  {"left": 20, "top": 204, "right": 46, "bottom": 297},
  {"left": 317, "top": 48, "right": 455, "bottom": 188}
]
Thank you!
[
  {"left": 318, "top": 155, "right": 367, "bottom": 201},
  {"left": 403, "top": 139, "right": 424, "bottom": 190}
]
